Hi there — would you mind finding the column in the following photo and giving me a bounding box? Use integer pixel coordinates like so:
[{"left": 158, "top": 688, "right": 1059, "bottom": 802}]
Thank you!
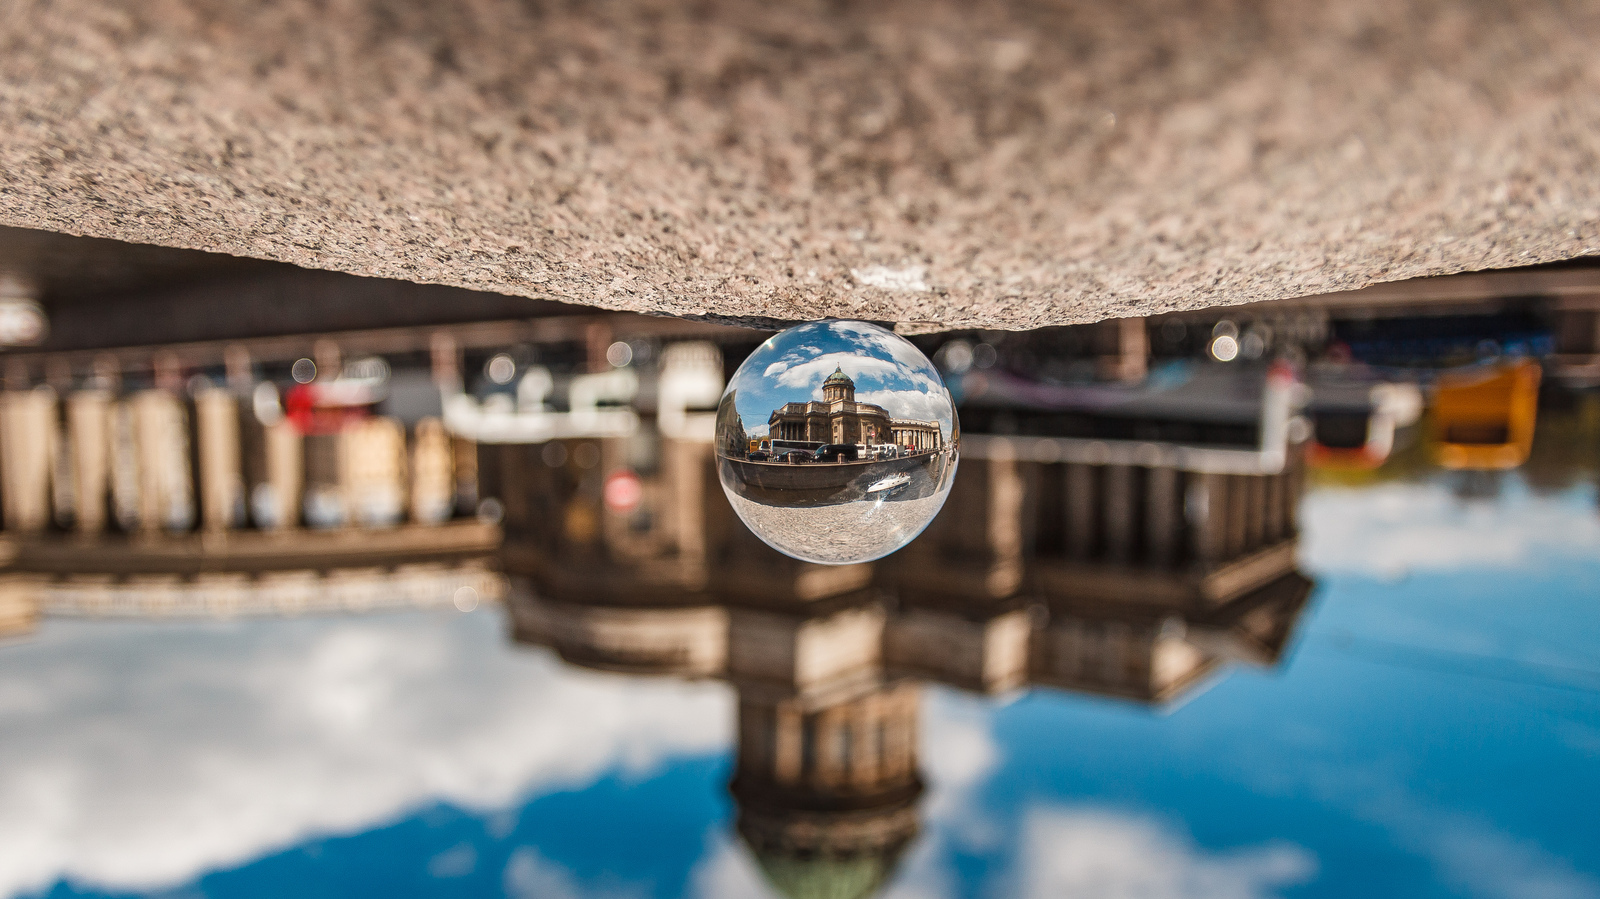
[
  {"left": 302, "top": 432, "right": 345, "bottom": 529},
  {"left": 411, "top": 417, "right": 454, "bottom": 524},
  {"left": 341, "top": 416, "right": 407, "bottom": 527},
  {"left": 772, "top": 701, "right": 803, "bottom": 786},
  {"left": 1224, "top": 475, "right": 1250, "bottom": 558},
  {"left": 195, "top": 388, "right": 244, "bottom": 531},
  {"left": 1102, "top": 464, "right": 1136, "bottom": 564},
  {"left": 664, "top": 436, "right": 708, "bottom": 568},
  {"left": 987, "top": 449, "right": 1025, "bottom": 596},
  {"left": 1264, "top": 471, "right": 1285, "bottom": 543},
  {"left": 1, "top": 388, "right": 57, "bottom": 532},
  {"left": 260, "top": 419, "right": 303, "bottom": 529},
  {"left": 1066, "top": 463, "right": 1096, "bottom": 560},
  {"left": 1114, "top": 316, "right": 1149, "bottom": 382},
  {"left": 68, "top": 389, "right": 113, "bottom": 534},
  {"left": 1244, "top": 474, "right": 1267, "bottom": 551},
  {"left": 1187, "top": 472, "right": 1227, "bottom": 565},
  {"left": 1144, "top": 465, "right": 1179, "bottom": 568},
  {"left": 132, "top": 389, "right": 194, "bottom": 533}
]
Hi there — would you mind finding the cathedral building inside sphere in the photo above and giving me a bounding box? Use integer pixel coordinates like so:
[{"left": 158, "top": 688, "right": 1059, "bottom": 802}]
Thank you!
[{"left": 768, "top": 367, "right": 943, "bottom": 452}]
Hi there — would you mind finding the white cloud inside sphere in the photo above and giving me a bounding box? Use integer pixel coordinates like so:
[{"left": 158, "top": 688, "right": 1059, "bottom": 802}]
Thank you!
[
  {"left": 763, "top": 352, "right": 916, "bottom": 392},
  {"left": 855, "top": 388, "right": 955, "bottom": 433}
]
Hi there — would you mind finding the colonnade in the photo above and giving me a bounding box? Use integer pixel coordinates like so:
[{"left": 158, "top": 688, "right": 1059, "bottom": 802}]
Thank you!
[
  {"left": 0, "top": 384, "right": 470, "bottom": 537},
  {"left": 889, "top": 421, "right": 942, "bottom": 452}
]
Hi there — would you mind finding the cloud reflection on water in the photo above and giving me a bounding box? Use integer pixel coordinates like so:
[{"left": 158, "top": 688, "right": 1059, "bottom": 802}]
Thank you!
[{"left": 0, "top": 612, "right": 728, "bottom": 898}]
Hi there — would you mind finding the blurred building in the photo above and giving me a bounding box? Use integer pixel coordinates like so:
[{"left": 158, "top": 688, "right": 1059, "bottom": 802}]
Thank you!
[{"left": 508, "top": 400, "right": 1316, "bottom": 898}]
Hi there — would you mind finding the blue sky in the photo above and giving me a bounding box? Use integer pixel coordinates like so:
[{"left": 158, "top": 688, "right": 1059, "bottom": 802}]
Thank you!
[
  {"left": 7, "top": 475, "right": 1600, "bottom": 899},
  {"left": 724, "top": 321, "right": 956, "bottom": 440}
]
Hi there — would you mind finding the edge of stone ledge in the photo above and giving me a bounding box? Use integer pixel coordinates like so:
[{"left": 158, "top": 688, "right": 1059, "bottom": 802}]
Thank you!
[{"left": 894, "top": 321, "right": 957, "bottom": 336}]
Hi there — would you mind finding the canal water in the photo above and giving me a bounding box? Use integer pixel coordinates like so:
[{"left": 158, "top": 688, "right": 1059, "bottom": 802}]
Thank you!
[{"left": 4, "top": 426, "right": 1600, "bottom": 899}]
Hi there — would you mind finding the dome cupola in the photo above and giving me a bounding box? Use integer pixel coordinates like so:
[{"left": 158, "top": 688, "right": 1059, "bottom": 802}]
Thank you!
[{"left": 822, "top": 366, "right": 855, "bottom": 402}]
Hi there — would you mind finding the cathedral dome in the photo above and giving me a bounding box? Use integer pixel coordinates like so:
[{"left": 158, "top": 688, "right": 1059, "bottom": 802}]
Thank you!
[{"left": 823, "top": 366, "right": 854, "bottom": 388}]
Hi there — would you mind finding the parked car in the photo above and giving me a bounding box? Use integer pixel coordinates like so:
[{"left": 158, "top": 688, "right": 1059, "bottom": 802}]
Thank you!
[
  {"left": 746, "top": 450, "right": 771, "bottom": 462},
  {"left": 778, "top": 451, "right": 810, "bottom": 464},
  {"left": 813, "top": 443, "right": 860, "bottom": 463}
]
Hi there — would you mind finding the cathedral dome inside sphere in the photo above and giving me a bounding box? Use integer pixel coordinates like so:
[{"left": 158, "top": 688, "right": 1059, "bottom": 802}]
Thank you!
[{"left": 714, "top": 321, "right": 960, "bottom": 565}]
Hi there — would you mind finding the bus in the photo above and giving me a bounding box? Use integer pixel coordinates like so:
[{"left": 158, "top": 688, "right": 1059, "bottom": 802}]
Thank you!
[{"left": 751, "top": 438, "right": 823, "bottom": 461}]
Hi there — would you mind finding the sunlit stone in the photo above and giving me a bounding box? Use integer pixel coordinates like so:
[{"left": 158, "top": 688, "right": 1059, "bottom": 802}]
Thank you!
[{"left": 715, "top": 321, "right": 960, "bottom": 564}]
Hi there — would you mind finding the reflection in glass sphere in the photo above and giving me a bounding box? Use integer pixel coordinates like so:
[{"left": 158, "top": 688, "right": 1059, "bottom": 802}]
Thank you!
[{"left": 715, "top": 321, "right": 960, "bottom": 565}]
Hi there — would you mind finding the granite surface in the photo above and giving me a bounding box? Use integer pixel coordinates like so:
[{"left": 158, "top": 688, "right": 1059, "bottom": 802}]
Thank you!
[
  {"left": 1, "top": 0, "right": 1597, "bottom": 331},
  {"left": 726, "top": 490, "right": 948, "bottom": 565}
]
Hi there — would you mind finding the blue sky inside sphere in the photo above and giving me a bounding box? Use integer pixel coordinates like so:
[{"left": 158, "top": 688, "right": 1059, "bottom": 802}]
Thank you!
[{"left": 726, "top": 321, "right": 956, "bottom": 441}]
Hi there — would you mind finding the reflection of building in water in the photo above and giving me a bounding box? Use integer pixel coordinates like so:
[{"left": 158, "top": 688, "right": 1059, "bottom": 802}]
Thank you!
[
  {"left": 509, "top": 405, "right": 1315, "bottom": 898},
  {"left": 728, "top": 602, "right": 922, "bottom": 899},
  {"left": 0, "top": 573, "right": 38, "bottom": 636},
  {"left": 0, "top": 312, "right": 752, "bottom": 633},
  {"left": 880, "top": 436, "right": 1311, "bottom": 702},
  {"left": 493, "top": 345, "right": 880, "bottom": 612},
  {"left": 767, "top": 368, "right": 943, "bottom": 452},
  {"left": 512, "top": 561, "right": 1309, "bottom": 897},
  {"left": 1029, "top": 568, "right": 1311, "bottom": 703},
  {"left": 884, "top": 374, "right": 1310, "bottom": 702}
]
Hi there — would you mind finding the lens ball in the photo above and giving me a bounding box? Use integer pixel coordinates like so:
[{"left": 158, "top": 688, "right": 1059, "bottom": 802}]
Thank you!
[{"left": 714, "top": 321, "right": 960, "bottom": 564}]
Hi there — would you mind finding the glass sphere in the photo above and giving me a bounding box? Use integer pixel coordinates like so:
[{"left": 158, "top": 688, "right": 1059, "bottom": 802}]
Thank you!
[{"left": 715, "top": 321, "right": 960, "bottom": 565}]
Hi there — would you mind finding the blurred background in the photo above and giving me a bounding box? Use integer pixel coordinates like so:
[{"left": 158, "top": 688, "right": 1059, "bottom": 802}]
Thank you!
[{"left": 0, "top": 225, "right": 1598, "bottom": 898}]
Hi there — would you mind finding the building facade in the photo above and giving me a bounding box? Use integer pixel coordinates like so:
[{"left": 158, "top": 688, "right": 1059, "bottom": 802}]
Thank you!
[
  {"left": 767, "top": 368, "right": 943, "bottom": 452},
  {"left": 889, "top": 420, "right": 942, "bottom": 452}
]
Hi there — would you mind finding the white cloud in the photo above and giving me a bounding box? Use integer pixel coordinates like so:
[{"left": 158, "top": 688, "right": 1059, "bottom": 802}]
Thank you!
[
  {"left": 923, "top": 701, "right": 998, "bottom": 794},
  {"left": 756, "top": 323, "right": 947, "bottom": 402},
  {"left": 429, "top": 843, "right": 478, "bottom": 879},
  {"left": 1320, "top": 777, "right": 1600, "bottom": 899},
  {"left": 878, "top": 839, "right": 955, "bottom": 899},
  {"left": 1012, "top": 807, "right": 1316, "bottom": 899},
  {"left": 1299, "top": 480, "right": 1600, "bottom": 579},
  {"left": 503, "top": 847, "right": 580, "bottom": 899},
  {"left": 0, "top": 613, "right": 730, "bottom": 898},
  {"left": 825, "top": 321, "right": 942, "bottom": 375},
  {"left": 876, "top": 688, "right": 1002, "bottom": 899},
  {"left": 689, "top": 831, "right": 775, "bottom": 899},
  {"left": 918, "top": 689, "right": 1000, "bottom": 844},
  {"left": 855, "top": 388, "right": 955, "bottom": 433},
  {"left": 1426, "top": 822, "right": 1600, "bottom": 899},
  {"left": 763, "top": 352, "right": 920, "bottom": 392}
]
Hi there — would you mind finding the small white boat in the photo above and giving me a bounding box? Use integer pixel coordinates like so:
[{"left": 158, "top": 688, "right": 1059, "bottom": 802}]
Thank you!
[{"left": 865, "top": 472, "right": 912, "bottom": 495}]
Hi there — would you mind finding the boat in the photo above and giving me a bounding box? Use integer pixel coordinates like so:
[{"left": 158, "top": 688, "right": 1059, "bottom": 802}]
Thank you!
[
  {"left": 1430, "top": 359, "right": 1541, "bottom": 470},
  {"left": 865, "top": 472, "right": 911, "bottom": 496}
]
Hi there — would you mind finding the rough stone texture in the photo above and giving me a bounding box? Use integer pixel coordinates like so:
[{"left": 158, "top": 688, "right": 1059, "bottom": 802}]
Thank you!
[
  {"left": 0, "top": 0, "right": 1597, "bottom": 331},
  {"left": 727, "top": 491, "right": 948, "bottom": 565}
]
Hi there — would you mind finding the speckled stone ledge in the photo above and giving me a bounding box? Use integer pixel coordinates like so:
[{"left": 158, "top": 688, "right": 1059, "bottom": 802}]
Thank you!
[{"left": 1, "top": 0, "right": 1597, "bottom": 331}]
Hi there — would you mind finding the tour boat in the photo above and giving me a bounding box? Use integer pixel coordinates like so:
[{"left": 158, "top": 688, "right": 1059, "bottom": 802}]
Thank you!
[{"left": 866, "top": 472, "right": 912, "bottom": 496}]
